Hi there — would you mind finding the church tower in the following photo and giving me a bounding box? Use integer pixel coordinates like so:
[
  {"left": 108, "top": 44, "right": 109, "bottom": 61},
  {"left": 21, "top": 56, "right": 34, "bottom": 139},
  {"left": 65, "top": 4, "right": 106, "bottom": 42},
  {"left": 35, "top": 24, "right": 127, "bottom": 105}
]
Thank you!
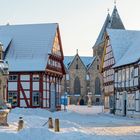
[{"left": 93, "top": 5, "right": 125, "bottom": 57}]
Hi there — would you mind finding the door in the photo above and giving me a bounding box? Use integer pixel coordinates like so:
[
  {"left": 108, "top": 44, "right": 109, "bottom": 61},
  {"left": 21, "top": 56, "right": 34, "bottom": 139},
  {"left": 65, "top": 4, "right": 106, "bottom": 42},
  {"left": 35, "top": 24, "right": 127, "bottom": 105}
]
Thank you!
[
  {"left": 50, "top": 83, "right": 56, "bottom": 111},
  {"left": 122, "top": 92, "right": 127, "bottom": 116}
]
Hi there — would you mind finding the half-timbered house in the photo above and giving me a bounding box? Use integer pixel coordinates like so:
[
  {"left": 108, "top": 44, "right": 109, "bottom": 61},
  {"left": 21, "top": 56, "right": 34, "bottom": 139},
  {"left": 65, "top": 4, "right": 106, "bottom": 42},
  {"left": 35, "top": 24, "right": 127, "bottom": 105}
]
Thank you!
[
  {"left": 102, "top": 29, "right": 140, "bottom": 115},
  {"left": 113, "top": 30, "right": 140, "bottom": 117},
  {"left": 0, "top": 23, "right": 65, "bottom": 111}
]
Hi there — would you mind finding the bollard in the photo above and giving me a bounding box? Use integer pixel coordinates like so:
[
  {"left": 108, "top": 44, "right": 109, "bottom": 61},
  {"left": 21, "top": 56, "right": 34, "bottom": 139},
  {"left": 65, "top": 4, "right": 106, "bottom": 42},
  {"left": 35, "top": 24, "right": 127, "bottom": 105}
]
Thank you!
[
  {"left": 17, "top": 117, "right": 24, "bottom": 131},
  {"left": 48, "top": 117, "right": 53, "bottom": 129},
  {"left": 55, "top": 118, "right": 60, "bottom": 132}
]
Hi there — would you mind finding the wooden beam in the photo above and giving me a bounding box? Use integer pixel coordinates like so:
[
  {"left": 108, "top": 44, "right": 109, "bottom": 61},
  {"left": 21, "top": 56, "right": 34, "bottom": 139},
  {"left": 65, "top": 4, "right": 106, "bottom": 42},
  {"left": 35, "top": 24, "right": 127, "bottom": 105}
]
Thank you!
[{"left": 19, "top": 82, "right": 30, "bottom": 107}]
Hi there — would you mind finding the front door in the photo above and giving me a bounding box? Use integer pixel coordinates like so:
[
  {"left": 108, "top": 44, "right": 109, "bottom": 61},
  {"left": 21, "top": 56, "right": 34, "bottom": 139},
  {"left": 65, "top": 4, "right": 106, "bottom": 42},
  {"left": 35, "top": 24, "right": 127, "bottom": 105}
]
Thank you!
[{"left": 50, "top": 83, "right": 56, "bottom": 111}]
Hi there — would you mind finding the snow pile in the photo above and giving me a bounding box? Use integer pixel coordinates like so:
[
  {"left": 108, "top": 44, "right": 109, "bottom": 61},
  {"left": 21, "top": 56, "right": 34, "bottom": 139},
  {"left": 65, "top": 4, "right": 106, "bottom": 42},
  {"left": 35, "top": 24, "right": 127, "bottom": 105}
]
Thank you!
[{"left": 0, "top": 106, "right": 140, "bottom": 140}]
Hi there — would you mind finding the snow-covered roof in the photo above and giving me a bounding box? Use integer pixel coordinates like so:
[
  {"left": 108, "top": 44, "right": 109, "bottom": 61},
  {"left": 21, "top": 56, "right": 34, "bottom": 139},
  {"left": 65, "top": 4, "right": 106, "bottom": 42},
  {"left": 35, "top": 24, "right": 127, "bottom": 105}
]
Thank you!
[
  {"left": 64, "top": 56, "right": 95, "bottom": 69},
  {"left": 93, "top": 6, "right": 125, "bottom": 48},
  {"left": 107, "top": 29, "right": 140, "bottom": 67},
  {"left": 64, "top": 56, "right": 75, "bottom": 69},
  {"left": 0, "top": 36, "right": 12, "bottom": 51},
  {"left": 0, "top": 23, "right": 58, "bottom": 72},
  {"left": 80, "top": 56, "right": 96, "bottom": 69}
]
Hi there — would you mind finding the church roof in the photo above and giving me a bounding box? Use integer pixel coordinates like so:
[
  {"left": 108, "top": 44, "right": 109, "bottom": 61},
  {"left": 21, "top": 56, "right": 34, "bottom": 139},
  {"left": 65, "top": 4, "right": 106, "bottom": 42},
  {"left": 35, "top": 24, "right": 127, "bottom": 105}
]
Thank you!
[
  {"left": 64, "top": 55, "right": 95, "bottom": 69},
  {"left": 93, "top": 6, "right": 125, "bottom": 48},
  {"left": 107, "top": 29, "right": 140, "bottom": 68},
  {"left": 109, "top": 6, "right": 125, "bottom": 29},
  {"left": 0, "top": 23, "right": 58, "bottom": 72}
]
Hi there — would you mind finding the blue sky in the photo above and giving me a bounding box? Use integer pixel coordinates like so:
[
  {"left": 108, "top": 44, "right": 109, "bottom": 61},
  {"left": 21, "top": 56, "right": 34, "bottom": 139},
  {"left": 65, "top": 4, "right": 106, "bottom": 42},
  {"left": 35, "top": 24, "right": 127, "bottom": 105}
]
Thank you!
[{"left": 0, "top": 0, "right": 140, "bottom": 56}]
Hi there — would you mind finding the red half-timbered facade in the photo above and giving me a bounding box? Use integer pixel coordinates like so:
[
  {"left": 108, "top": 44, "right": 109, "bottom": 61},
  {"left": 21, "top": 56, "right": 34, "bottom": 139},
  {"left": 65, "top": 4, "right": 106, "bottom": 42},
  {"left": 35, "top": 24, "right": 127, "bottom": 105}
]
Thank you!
[{"left": 0, "top": 23, "right": 65, "bottom": 111}]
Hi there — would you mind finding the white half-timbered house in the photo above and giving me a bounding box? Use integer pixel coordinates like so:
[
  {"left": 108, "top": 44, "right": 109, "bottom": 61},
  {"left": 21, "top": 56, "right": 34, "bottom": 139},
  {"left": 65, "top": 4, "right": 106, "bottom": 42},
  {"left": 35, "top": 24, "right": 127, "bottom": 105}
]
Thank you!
[
  {"left": 102, "top": 29, "right": 140, "bottom": 116},
  {"left": 0, "top": 23, "right": 65, "bottom": 111},
  {"left": 113, "top": 30, "right": 140, "bottom": 117}
]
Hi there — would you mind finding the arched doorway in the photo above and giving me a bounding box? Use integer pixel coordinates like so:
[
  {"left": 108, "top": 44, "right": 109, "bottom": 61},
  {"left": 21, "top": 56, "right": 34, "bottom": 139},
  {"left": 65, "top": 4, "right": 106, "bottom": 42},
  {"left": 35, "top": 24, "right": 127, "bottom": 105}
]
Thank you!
[{"left": 95, "top": 77, "right": 101, "bottom": 95}]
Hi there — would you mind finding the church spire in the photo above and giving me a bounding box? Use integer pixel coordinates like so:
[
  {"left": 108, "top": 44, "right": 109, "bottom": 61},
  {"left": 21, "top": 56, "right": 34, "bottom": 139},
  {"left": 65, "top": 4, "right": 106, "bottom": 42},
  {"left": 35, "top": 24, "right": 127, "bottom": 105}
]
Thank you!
[
  {"left": 109, "top": 1, "right": 125, "bottom": 29},
  {"left": 93, "top": 3, "right": 125, "bottom": 49}
]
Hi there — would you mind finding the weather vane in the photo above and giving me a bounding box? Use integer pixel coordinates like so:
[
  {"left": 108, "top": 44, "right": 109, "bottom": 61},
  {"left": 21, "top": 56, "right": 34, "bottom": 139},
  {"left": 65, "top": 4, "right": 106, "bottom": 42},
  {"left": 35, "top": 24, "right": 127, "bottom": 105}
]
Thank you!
[
  {"left": 107, "top": 8, "right": 110, "bottom": 14},
  {"left": 114, "top": 0, "right": 116, "bottom": 5}
]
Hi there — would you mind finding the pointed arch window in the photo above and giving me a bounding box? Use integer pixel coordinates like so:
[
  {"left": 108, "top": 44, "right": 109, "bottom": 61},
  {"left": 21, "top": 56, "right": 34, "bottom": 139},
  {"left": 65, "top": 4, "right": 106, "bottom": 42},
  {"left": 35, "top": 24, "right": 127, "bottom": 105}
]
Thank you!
[
  {"left": 95, "top": 77, "right": 101, "bottom": 95},
  {"left": 74, "top": 76, "right": 81, "bottom": 95},
  {"left": 86, "top": 74, "right": 90, "bottom": 80}
]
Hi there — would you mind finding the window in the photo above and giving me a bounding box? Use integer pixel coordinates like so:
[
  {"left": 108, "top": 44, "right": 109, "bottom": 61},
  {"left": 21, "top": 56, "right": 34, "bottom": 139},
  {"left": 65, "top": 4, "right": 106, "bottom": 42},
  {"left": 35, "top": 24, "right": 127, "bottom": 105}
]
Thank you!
[
  {"left": 134, "top": 67, "right": 138, "bottom": 77},
  {"left": 8, "top": 92, "right": 18, "bottom": 106},
  {"left": 122, "top": 69, "right": 125, "bottom": 82},
  {"left": 130, "top": 67, "right": 134, "bottom": 79},
  {"left": 33, "top": 75, "right": 39, "bottom": 81},
  {"left": 126, "top": 68, "right": 129, "bottom": 81},
  {"left": 76, "top": 64, "right": 78, "bottom": 69},
  {"left": 97, "top": 65, "right": 99, "bottom": 70},
  {"left": 9, "top": 75, "right": 18, "bottom": 81},
  {"left": 32, "top": 92, "right": 40, "bottom": 106},
  {"left": 74, "top": 77, "right": 81, "bottom": 95},
  {"left": 66, "top": 74, "right": 70, "bottom": 80},
  {"left": 96, "top": 98, "right": 100, "bottom": 103},
  {"left": 95, "top": 77, "right": 101, "bottom": 95},
  {"left": 118, "top": 70, "right": 122, "bottom": 82},
  {"left": 86, "top": 74, "right": 90, "bottom": 80}
]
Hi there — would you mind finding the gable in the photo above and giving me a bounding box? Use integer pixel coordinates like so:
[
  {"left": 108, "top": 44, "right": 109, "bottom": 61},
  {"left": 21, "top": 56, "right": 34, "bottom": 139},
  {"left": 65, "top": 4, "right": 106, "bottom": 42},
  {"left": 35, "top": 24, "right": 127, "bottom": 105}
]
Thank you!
[
  {"left": 52, "top": 30, "right": 63, "bottom": 58},
  {"left": 69, "top": 55, "right": 86, "bottom": 70}
]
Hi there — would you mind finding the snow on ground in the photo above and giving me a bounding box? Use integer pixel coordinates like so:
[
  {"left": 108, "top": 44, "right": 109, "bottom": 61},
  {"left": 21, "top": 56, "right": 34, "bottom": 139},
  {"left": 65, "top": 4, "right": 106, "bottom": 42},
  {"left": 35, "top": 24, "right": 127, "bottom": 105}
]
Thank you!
[{"left": 0, "top": 105, "right": 140, "bottom": 140}]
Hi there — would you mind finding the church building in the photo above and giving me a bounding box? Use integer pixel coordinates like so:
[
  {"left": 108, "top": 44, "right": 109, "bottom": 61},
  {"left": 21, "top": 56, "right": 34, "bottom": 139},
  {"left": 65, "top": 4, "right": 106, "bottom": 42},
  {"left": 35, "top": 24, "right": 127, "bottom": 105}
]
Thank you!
[{"left": 61, "top": 52, "right": 103, "bottom": 105}]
